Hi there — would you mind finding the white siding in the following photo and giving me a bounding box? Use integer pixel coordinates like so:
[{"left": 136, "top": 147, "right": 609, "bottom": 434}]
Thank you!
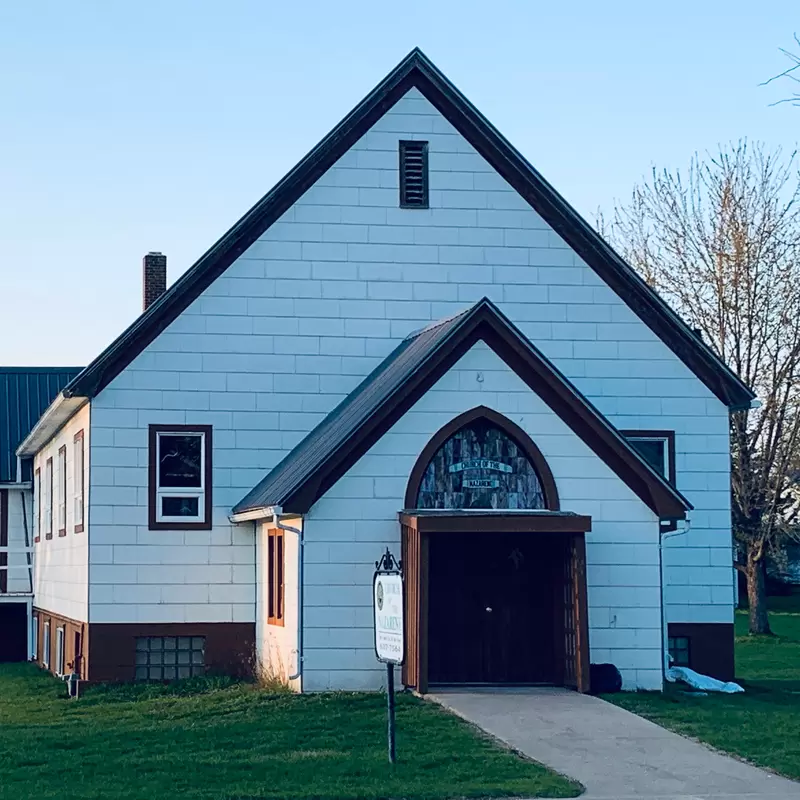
[
  {"left": 2, "top": 489, "right": 33, "bottom": 594},
  {"left": 255, "top": 517, "right": 300, "bottom": 690},
  {"left": 88, "top": 413, "right": 255, "bottom": 623},
  {"left": 32, "top": 404, "right": 90, "bottom": 622},
  {"left": 303, "top": 342, "right": 662, "bottom": 692},
  {"left": 87, "top": 85, "right": 731, "bottom": 630}
]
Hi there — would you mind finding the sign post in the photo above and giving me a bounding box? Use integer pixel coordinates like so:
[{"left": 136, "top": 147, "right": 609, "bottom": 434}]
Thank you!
[{"left": 373, "top": 548, "right": 404, "bottom": 764}]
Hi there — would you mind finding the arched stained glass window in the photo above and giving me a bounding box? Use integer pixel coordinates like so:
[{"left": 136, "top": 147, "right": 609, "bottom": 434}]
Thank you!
[{"left": 416, "top": 418, "right": 546, "bottom": 509}]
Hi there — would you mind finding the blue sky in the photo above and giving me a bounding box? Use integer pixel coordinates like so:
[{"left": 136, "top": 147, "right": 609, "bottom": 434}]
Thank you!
[{"left": 1, "top": 1, "right": 797, "bottom": 365}]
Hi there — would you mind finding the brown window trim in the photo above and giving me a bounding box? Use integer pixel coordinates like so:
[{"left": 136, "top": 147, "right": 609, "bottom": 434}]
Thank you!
[
  {"left": 57, "top": 445, "right": 67, "bottom": 537},
  {"left": 148, "top": 424, "right": 213, "bottom": 531},
  {"left": 267, "top": 528, "right": 285, "bottom": 626},
  {"left": 45, "top": 457, "right": 53, "bottom": 540},
  {"left": 619, "top": 429, "right": 676, "bottom": 485},
  {"left": 74, "top": 430, "right": 85, "bottom": 533},
  {"left": 34, "top": 467, "right": 41, "bottom": 543}
]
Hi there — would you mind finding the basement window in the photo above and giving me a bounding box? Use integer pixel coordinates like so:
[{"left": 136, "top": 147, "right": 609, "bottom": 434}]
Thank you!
[
  {"left": 668, "top": 636, "right": 691, "bottom": 668},
  {"left": 149, "top": 426, "right": 212, "bottom": 530},
  {"left": 399, "top": 140, "right": 429, "bottom": 208},
  {"left": 55, "top": 627, "right": 65, "bottom": 676},
  {"left": 135, "top": 636, "right": 206, "bottom": 681},
  {"left": 43, "top": 620, "right": 51, "bottom": 668}
]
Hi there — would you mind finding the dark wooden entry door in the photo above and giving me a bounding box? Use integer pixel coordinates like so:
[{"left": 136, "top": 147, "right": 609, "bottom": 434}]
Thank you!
[{"left": 428, "top": 533, "right": 565, "bottom": 684}]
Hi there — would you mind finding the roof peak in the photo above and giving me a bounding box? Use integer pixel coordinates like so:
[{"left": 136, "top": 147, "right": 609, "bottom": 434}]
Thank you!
[
  {"left": 56, "top": 46, "right": 752, "bottom": 410},
  {"left": 404, "top": 297, "right": 496, "bottom": 341}
]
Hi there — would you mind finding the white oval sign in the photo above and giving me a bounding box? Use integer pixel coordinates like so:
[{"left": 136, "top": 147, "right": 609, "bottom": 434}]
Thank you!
[{"left": 374, "top": 572, "right": 404, "bottom": 665}]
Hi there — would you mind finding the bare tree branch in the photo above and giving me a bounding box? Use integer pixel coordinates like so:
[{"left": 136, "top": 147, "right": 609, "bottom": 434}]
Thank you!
[
  {"left": 762, "top": 34, "right": 800, "bottom": 106},
  {"left": 605, "top": 141, "right": 800, "bottom": 635}
]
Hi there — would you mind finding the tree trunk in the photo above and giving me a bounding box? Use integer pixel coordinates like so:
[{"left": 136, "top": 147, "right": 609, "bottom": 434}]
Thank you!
[{"left": 746, "top": 547, "right": 772, "bottom": 635}]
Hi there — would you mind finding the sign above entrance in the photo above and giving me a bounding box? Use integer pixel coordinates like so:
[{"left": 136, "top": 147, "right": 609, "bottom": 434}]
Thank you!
[
  {"left": 448, "top": 458, "right": 512, "bottom": 474},
  {"left": 373, "top": 550, "right": 404, "bottom": 666},
  {"left": 462, "top": 478, "right": 500, "bottom": 489}
]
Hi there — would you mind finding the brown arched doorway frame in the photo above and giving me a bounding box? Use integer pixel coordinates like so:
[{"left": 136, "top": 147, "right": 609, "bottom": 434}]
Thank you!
[
  {"left": 403, "top": 405, "right": 560, "bottom": 511},
  {"left": 400, "top": 407, "right": 590, "bottom": 694}
]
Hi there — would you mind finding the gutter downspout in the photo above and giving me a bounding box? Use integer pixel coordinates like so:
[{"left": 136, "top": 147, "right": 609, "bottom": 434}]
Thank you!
[
  {"left": 660, "top": 519, "right": 690, "bottom": 683},
  {"left": 271, "top": 508, "right": 304, "bottom": 684}
]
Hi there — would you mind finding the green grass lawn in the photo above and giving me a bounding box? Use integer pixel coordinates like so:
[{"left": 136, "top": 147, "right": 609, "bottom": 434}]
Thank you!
[
  {"left": 0, "top": 666, "right": 579, "bottom": 800},
  {"left": 608, "top": 612, "right": 800, "bottom": 781}
]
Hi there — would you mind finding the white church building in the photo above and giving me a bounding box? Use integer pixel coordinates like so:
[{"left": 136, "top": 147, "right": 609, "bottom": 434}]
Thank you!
[{"left": 9, "top": 50, "right": 753, "bottom": 692}]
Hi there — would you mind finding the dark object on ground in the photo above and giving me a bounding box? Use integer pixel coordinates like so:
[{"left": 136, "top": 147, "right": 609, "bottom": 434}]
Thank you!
[{"left": 590, "top": 663, "right": 622, "bottom": 694}]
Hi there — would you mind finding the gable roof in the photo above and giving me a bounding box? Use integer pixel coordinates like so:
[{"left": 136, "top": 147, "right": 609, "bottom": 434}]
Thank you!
[
  {"left": 232, "top": 299, "right": 692, "bottom": 520},
  {"left": 56, "top": 48, "right": 752, "bottom": 411},
  {"left": 0, "top": 367, "right": 82, "bottom": 482}
]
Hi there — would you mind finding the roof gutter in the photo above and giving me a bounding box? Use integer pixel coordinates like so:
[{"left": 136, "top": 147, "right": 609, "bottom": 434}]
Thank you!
[
  {"left": 16, "top": 393, "right": 89, "bottom": 457},
  {"left": 228, "top": 506, "right": 278, "bottom": 524}
]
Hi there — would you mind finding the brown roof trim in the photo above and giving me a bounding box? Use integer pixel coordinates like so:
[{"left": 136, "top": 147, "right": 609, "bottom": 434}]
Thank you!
[
  {"left": 399, "top": 511, "right": 592, "bottom": 534},
  {"left": 61, "top": 49, "right": 753, "bottom": 411},
  {"left": 243, "top": 299, "right": 691, "bottom": 520},
  {"left": 403, "top": 406, "right": 560, "bottom": 510}
]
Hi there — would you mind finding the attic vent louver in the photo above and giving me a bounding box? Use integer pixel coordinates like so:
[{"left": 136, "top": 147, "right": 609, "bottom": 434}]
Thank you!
[{"left": 399, "top": 140, "right": 429, "bottom": 208}]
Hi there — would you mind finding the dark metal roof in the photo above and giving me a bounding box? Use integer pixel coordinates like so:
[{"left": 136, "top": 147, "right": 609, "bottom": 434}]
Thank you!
[
  {"left": 233, "top": 309, "right": 471, "bottom": 514},
  {"left": 233, "top": 299, "right": 692, "bottom": 520},
  {"left": 59, "top": 48, "right": 753, "bottom": 410},
  {"left": 0, "top": 367, "right": 82, "bottom": 482}
]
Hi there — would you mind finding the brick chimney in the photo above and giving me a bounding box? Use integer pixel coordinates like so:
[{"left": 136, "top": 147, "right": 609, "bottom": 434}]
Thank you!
[{"left": 143, "top": 252, "right": 167, "bottom": 311}]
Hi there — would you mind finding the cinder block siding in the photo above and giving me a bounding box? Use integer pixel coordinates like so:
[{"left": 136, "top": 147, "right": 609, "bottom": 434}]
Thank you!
[
  {"left": 303, "top": 342, "right": 663, "bottom": 692},
  {"left": 89, "top": 86, "right": 731, "bottom": 627},
  {"left": 32, "top": 404, "right": 90, "bottom": 622},
  {"left": 3, "top": 489, "right": 33, "bottom": 593}
]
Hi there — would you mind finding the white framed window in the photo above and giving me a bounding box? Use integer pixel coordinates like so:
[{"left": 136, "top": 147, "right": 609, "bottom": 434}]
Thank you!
[
  {"left": 621, "top": 431, "right": 674, "bottom": 484},
  {"left": 74, "top": 430, "right": 85, "bottom": 532},
  {"left": 44, "top": 458, "right": 53, "bottom": 538},
  {"left": 57, "top": 445, "right": 67, "bottom": 535},
  {"left": 32, "top": 615, "right": 38, "bottom": 660},
  {"left": 148, "top": 426, "right": 212, "bottom": 530},
  {"left": 55, "top": 627, "right": 65, "bottom": 676},
  {"left": 43, "top": 620, "right": 51, "bottom": 668}
]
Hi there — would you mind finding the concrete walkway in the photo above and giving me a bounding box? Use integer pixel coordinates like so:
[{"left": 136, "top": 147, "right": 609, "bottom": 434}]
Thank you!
[{"left": 430, "top": 688, "right": 799, "bottom": 800}]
